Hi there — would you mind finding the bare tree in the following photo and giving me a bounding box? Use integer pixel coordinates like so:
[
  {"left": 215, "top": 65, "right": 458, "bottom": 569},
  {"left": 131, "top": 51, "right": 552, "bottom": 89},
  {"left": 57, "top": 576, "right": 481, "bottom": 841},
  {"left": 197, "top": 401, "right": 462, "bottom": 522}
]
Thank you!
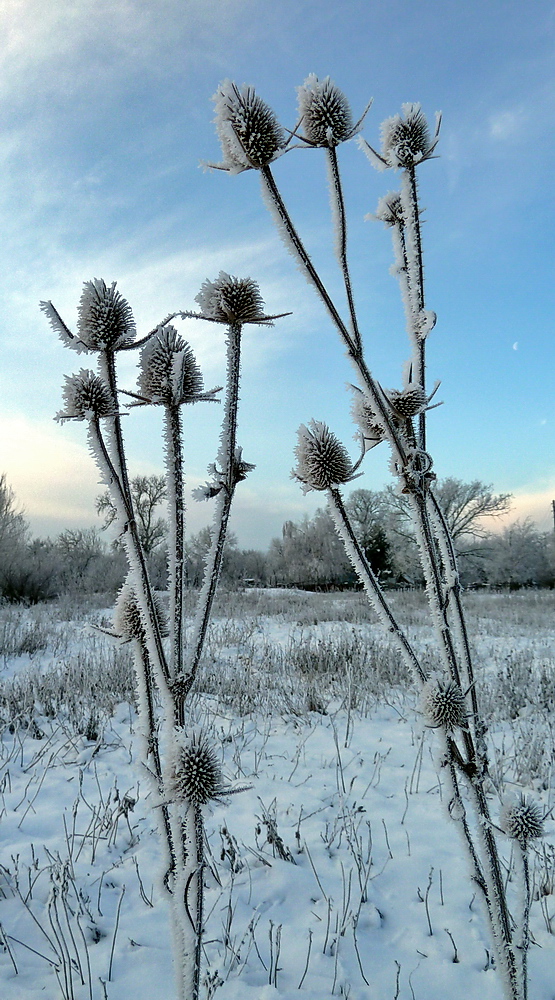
[
  {"left": 97, "top": 473, "right": 167, "bottom": 554},
  {"left": 382, "top": 477, "right": 512, "bottom": 546}
]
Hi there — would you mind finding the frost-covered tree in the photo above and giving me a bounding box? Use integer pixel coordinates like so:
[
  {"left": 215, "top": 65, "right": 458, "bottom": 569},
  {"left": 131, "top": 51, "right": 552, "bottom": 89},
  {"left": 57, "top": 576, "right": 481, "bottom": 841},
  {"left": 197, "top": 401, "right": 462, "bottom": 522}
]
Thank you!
[{"left": 97, "top": 473, "right": 168, "bottom": 554}]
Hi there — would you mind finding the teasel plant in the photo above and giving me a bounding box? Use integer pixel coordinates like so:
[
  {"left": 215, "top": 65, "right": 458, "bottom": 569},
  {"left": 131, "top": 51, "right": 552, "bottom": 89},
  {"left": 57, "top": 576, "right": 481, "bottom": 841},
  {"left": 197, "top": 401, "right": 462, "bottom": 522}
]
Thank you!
[
  {"left": 209, "top": 76, "right": 542, "bottom": 1000},
  {"left": 41, "top": 274, "right": 285, "bottom": 1000}
]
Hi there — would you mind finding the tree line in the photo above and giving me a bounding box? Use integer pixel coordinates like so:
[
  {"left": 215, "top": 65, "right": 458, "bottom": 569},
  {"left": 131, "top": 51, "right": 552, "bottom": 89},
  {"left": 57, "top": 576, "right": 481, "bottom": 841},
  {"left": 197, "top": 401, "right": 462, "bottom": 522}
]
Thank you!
[{"left": 0, "top": 472, "right": 553, "bottom": 603}]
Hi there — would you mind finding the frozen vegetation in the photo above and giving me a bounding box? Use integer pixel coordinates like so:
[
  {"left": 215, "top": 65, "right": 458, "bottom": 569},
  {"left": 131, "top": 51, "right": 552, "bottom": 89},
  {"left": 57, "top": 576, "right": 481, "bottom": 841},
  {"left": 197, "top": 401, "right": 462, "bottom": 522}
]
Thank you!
[{"left": 0, "top": 588, "right": 553, "bottom": 999}]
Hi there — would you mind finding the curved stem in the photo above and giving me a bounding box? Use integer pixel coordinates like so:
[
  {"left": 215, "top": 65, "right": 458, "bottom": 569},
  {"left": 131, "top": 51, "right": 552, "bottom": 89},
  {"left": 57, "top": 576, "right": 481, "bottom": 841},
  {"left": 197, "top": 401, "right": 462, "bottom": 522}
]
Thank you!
[
  {"left": 327, "top": 146, "right": 362, "bottom": 353},
  {"left": 165, "top": 404, "right": 185, "bottom": 686},
  {"left": 328, "top": 487, "right": 426, "bottom": 685}
]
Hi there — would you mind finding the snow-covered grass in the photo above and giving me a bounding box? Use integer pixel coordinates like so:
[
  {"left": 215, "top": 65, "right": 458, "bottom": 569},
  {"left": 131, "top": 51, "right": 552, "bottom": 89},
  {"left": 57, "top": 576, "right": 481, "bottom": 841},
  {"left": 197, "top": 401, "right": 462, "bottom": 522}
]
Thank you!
[{"left": 0, "top": 589, "right": 554, "bottom": 999}]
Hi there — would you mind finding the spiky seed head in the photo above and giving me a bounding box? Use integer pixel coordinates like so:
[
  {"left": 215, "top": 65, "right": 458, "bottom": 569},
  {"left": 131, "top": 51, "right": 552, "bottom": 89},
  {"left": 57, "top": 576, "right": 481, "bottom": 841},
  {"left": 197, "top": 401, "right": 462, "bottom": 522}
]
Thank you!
[
  {"left": 421, "top": 677, "right": 467, "bottom": 730},
  {"left": 77, "top": 279, "right": 136, "bottom": 351},
  {"left": 351, "top": 390, "right": 386, "bottom": 449},
  {"left": 113, "top": 582, "right": 168, "bottom": 641},
  {"left": 297, "top": 74, "right": 353, "bottom": 147},
  {"left": 500, "top": 795, "right": 544, "bottom": 846},
  {"left": 195, "top": 272, "right": 265, "bottom": 324},
  {"left": 388, "top": 384, "right": 428, "bottom": 418},
  {"left": 138, "top": 325, "right": 204, "bottom": 405},
  {"left": 374, "top": 191, "right": 404, "bottom": 227},
  {"left": 293, "top": 420, "right": 355, "bottom": 493},
  {"left": 58, "top": 370, "right": 114, "bottom": 421},
  {"left": 170, "top": 732, "right": 225, "bottom": 806},
  {"left": 381, "top": 104, "right": 433, "bottom": 168},
  {"left": 213, "top": 80, "right": 285, "bottom": 172}
]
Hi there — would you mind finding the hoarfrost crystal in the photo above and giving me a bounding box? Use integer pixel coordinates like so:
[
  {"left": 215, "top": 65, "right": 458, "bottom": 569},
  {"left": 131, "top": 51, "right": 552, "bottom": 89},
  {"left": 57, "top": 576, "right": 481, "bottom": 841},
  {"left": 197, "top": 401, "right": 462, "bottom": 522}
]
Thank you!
[
  {"left": 297, "top": 74, "right": 354, "bottom": 147},
  {"left": 195, "top": 272, "right": 266, "bottom": 325},
  {"left": 77, "top": 279, "right": 136, "bottom": 351}
]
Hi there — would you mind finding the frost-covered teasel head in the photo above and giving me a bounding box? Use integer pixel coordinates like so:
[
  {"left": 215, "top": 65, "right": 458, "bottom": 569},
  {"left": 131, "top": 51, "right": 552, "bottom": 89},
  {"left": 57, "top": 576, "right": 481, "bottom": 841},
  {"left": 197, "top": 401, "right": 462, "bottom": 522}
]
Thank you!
[
  {"left": 195, "top": 272, "right": 267, "bottom": 325},
  {"left": 56, "top": 370, "right": 115, "bottom": 423},
  {"left": 500, "top": 795, "right": 544, "bottom": 847},
  {"left": 212, "top": 80, "right": 285, "bottom": 172},
  {"left": 351, "top": 387, "right": 387, "bottom": 450},
  {"left": 297, "top": 74, "right": 356, "bottom": 147},
  {"left": 388, "top": 383, "right": 429, "bottom": 419},
  {"left": 421, "top": 676, "right": 467, "bottom": 730},
  {"left": 137, "top": 325, "right": 205, "bottom": 406},
  {"left": 380, "top": 104, "right": 438, "bottom": 169},
  {"left": 168, "top": 731, "right": 226, "bottom": 806},
  {"left": 373, "top": 191, "right": 405, "bottom": 227},
  {"left": 113, "top": 582, "right": 169, "bottom": 642},
  {"left": 76, "top": 279, "right": 136, "bottom": 351},
  {"left": 293, "top": 420, "right": 356, "bottom": 493}
]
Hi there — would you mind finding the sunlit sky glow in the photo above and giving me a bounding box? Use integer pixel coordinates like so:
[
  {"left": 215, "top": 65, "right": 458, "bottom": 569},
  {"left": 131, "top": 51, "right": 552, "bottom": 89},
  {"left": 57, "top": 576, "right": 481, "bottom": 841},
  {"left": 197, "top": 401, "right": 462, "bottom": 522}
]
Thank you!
[{"left": 1, "top": 0, "right": 554, "bottom": 547}]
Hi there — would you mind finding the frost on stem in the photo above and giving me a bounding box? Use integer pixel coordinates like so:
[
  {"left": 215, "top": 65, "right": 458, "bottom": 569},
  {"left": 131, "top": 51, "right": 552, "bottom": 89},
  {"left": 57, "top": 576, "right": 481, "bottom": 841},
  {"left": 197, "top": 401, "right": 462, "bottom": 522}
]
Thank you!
[
  {"left": 212, "top": 80, "right": 286, "bottom": 172},
  {"left": 500, "top": 796, "right": 544, "bottom": 848},
  {"left": 297, "top": 74, "right": 355, "bottom": 147},
  {"left": 56, "top": 370, "right": 115, "bottom": 422},
  {"left": 195, "top": 272, "right": 268, "bottom": 325},
  {"left": 293, "top": 420, "right": 357, "bottom": 493},
  {"left": 137, "top": 325, "right": 206, "bottom": 406}
]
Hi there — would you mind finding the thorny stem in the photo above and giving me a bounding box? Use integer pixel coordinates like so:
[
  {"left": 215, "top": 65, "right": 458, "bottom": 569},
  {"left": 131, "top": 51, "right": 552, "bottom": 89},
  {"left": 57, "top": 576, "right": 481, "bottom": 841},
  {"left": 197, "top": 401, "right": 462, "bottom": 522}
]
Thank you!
[
  {"left": 400, "top": 165, "right": 426, "bottom": 450},
  {"left": 99, "top": 350, "right": 170, "bottom": 689},
  {"left": 183, "top": 322, "right": 243, "bottom": 697},
  {"left": 327, "top": 146, "right": 362, "bottom": 353},
  {"left": 166, "top": 404, "right": 185, "bottom": 689},
  {"left": 328, "top": 488, "right": 426, "bottom": 685}
]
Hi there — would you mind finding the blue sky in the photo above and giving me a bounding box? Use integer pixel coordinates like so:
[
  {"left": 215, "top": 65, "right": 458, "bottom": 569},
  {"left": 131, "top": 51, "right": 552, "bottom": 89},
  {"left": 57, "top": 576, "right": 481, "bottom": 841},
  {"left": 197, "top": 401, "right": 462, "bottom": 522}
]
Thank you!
[{"left": 1, "top": 0, "right": 554, "bottom": 548}]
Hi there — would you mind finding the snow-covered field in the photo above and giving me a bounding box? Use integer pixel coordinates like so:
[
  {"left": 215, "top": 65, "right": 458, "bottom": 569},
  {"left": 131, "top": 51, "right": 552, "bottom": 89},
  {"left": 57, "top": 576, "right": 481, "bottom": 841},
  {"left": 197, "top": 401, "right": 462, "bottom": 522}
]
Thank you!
[{"left": 0, "top": 589, "right": 554, "bottom": 999}]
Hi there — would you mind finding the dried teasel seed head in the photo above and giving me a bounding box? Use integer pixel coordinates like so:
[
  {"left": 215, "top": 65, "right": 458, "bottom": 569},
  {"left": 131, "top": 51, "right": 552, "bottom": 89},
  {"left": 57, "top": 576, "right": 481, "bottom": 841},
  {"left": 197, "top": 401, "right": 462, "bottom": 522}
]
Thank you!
[
  {"left": 169, "top": 731, "right": 226, "bottom": 806},
  {"left": 421, "top": 677, "right": 467, "bottom": 730},
  {"left": 388, "top": 384, "right": 428, "bottom": 418},
  {"left": 293, "top": 420, "right": 355, "bottom": 493},
  {"left": 77, "top": 279, "right": 136, "bottom": 351},
  {"left": 500, "top": 795, "right": 544, "bottom": 846},
  {"left": 113, "top": 582, "right": 168, "bottom": 641},
  {"left": 351, "top": 388, "right": 386, "bottom": 450},
  {"left": 373, "top": 191, "right": 404, "bottom": 227},
  {"left": 57, "top": 370, "right": 115, "bottom": 422},
  {"left": 195, "top": 272, "right": 265, "bottom": 324},
  {"left": 212, "top": 80, "right": 285, "bottom": 172},
  {"left": 138, "top": 325, "right": 204, "bottom": 406},
  {"left": 381, "top": 104, "right": 433, "bottom": 169},
  {"left": 297, "top": 74, "right": 354, "bottom": 147}
]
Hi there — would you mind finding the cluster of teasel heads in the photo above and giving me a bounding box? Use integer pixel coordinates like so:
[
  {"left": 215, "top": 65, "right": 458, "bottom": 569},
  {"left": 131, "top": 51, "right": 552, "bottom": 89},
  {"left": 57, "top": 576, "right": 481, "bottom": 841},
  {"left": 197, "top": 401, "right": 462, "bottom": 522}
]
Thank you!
[{"left": 209, "top": 75, "right": 441, "bottom": 494}]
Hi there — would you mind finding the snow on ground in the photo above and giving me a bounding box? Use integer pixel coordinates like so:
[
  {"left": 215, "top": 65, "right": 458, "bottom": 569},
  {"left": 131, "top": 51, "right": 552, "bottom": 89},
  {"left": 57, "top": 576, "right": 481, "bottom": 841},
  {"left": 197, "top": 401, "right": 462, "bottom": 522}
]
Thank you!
[{"left": 0, "top": 593, "right": 554, "bottom": 999}]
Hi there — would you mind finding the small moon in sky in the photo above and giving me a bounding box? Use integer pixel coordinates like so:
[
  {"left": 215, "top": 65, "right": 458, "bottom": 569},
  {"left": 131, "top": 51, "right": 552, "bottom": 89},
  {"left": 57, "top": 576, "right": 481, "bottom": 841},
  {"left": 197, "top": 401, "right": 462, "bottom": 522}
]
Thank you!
[{"left": 512, "top": 342, "right": 518, "bottom": 350}]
